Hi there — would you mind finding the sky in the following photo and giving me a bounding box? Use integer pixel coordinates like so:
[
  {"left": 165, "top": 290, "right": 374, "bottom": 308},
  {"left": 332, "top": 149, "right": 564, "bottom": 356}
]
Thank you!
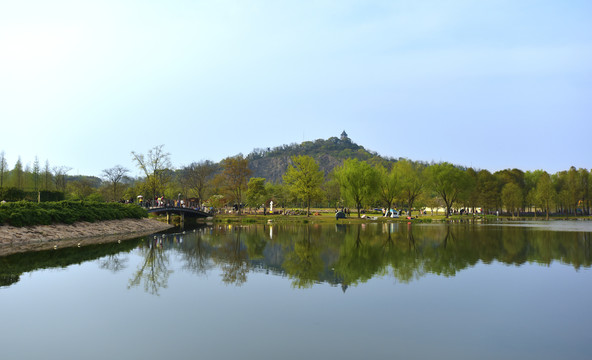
[{"left": 1, "top": 0, "right": 591, "bottom": 178}]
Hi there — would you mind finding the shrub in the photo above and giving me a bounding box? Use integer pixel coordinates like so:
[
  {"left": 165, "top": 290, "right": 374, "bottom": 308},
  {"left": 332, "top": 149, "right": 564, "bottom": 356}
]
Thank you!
[{"left": 0, "top": 200, "right": 147, "bottom": 227}]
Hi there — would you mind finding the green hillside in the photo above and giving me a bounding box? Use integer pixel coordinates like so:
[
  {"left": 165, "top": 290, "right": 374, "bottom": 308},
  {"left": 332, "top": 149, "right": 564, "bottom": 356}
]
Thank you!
[{"left": 246, "top": 131, "right": 395, "bottom": 182}]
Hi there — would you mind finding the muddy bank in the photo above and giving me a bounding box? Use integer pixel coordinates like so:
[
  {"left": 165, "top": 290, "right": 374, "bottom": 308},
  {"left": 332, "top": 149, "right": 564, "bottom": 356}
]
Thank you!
[{"left": 0, "top": 218, "right": 174, "bottom": 256}]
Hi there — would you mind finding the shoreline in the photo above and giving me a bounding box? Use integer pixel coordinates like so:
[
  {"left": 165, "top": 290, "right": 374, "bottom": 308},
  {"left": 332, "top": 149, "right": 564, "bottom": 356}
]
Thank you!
[{"left": 0, "top": 218, "right": 174, "bottom": 257}]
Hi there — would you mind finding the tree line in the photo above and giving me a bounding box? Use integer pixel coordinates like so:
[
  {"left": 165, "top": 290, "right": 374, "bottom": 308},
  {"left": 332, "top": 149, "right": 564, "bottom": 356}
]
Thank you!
[{"left": 1, "top": 146, "right": 590, "bottom": 219}]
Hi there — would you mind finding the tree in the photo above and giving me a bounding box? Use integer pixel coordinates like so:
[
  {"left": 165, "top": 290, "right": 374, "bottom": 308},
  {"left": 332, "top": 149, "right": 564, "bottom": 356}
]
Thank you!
[
  {"left": 13, "top": 157, "right": 24, "bottom": 190},
  {"left": 102, "top": 165, "right": 129, "bottom": 202},
  {"left": 69, "top": 177, "right": 97, "bottom": 200},
  {"left": 426, "top": 163, "right": 470, "bottom": 217},
  {"left": 266, "top": 182, "right": 289, "bottom": 214},
  {"left": 580, "top": 168, "right": 591, "bottom": 215},
  {"left": 334, "top": 158, "right": 379, "bottom": 217},
  {"left": 246, "top": 177, "right": 267, "bottom": 213},
  {"left": 501, "top": 182, "right": 523, "bottom": 218},
  {"left": 181, "top": 160, "right": 216, "bottom": 205},
  {"left": 220, "top": 154, "right": 251, "bottom": 215},
  {"left": 131, "top": 145, "right": 173, "bottom": 199},
  {"left": 53, "top": 166, "right": 72, "bottom": 193},
  {"left": 283, "top": 155, "right": 324, "bottom": 216},
  {"left": 395, "top": 160, "right": 424, "bottom": 217},
  {"left": 0, "top": 151, "right": 7, "bottom": 190},
  {"left": 43, "top": 160, "right": 52, "bottom": 190},
  {"left": 535, "top": 171, "right": 555, "bottom": 220},
  {"left": 32, "top": 156, "right": 40, "bottom": 192},
  {"left": 375, "top": 163, "right": 401, "bottom": 214},
  {"left": 476, "top": 169, "right": 499, "bottom": 214}
]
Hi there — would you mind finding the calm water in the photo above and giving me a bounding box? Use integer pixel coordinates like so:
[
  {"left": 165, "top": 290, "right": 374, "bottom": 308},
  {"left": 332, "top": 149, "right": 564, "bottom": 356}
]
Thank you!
[{"left": 1, "top": 221, "right": 591, "bottom": 360}]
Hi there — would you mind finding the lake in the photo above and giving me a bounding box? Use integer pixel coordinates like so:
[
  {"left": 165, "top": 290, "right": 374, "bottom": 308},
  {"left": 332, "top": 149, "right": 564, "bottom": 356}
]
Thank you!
[{"left": 1, "top": 221, "right": 591, "bottom": 360}]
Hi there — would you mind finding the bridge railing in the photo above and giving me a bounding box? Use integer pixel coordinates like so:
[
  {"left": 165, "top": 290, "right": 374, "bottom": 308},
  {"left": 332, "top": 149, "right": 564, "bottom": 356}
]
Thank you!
[{"left": 139, "top": 199, "right": 213, "bottom": 214}]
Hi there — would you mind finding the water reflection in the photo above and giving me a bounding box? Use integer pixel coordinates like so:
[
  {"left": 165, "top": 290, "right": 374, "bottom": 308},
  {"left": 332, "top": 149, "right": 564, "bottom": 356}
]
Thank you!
[
  {"left": 1, "top": 223, "right": 591, "bottom": 293},
  {"left": 128, "top": 235, "right": 173, "bottom": 295},
  {"left": 0, "top": 239, "right": 141, "bottom": 287}
]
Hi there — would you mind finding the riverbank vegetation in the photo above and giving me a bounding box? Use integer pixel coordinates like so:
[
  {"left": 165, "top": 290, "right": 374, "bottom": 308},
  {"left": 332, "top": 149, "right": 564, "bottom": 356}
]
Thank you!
[
  {"left": 1, "top": 134, "right": 590, "bottom": 220},
  {"left": 0, "top": 201, "right": 147, "bottom": 227}
]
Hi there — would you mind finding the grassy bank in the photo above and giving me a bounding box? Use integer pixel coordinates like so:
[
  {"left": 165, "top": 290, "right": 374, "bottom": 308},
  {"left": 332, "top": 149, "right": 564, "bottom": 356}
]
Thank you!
[
  {"left": 0, "top": 201, "right": 148, "bottom": 227},
  {"left": 212, "top": 211, "right": 591, "bottom": 225}
]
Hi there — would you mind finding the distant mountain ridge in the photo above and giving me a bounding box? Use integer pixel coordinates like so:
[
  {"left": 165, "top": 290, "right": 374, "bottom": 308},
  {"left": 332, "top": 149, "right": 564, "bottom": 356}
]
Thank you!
[{"left": 246, "top": 131, "right": 395, "bottom": 182}]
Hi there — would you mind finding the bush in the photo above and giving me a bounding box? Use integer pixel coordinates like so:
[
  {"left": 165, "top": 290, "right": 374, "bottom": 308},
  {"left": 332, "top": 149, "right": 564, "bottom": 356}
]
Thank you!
[{"left": 0, "top": 200, "right": 148, "bottom": 227}]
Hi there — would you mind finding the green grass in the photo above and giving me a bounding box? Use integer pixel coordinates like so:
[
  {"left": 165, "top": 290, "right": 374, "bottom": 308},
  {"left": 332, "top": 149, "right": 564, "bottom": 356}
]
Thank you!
[{"left": 212, "top": 209, "right": 591, "bottom": 225}]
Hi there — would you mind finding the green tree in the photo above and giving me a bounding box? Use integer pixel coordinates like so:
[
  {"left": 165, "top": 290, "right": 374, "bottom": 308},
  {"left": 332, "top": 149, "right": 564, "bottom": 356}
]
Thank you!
[
  {"left": 0, "top": 151, "right": 7, "bottom": 190},
  {"left": 12, "top": 157, "right": 24, "bottom": 190},
  {"left": 220, "top": 154, "right": 251, "bottom": 214},
  {"left": 395, "top": 159, "right": 424, "bottom": 217},
  {"left": 501, "top": 182, "right": 523, "bottom": 217},
  {"left": 334, "top": 158, "right": 379, "bottom": 217},
  {"left": 536, "top": 171, "right": 555, "bottom": 220},
  {"left": 426, "top": 163, "right": 470, "bottom": 217},
  {"left": 283, "top": 155, "right": 324, "bottom": 216},
  {"left": 476, "top": 169, "right": 499, "bottom": 214},
  {"left": 265, "top": 182, "right": 289, "bottom": 214},
  {"left": 375, "top": 163, "right": 400, "bottom": 214},
  {"left": 246, "top": 177, "right": 268, "bottom": 212}
]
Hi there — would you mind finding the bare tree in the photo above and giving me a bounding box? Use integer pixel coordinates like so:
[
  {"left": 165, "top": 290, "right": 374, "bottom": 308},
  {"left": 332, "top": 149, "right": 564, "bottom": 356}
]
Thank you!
[
  {"left": 220, "top": 155, "right": 251, "bottom": 215},
  {"left": 181, "top": 160, "right": 216, "bottom": 205},
  {"left": 53, "top": 166, "right": 72, "bottom": 194},
  {"left": 131, "top": 145, "right": 173, "bottom": 199},
  {"left": 102, "top": 165, "right": 129, "bottom": 201},
  {"left": 32, "top": 156, "right": 41, "bottom": 192},
  {"left": 43, "top": 159, "right": 52, "bottom": 190}
]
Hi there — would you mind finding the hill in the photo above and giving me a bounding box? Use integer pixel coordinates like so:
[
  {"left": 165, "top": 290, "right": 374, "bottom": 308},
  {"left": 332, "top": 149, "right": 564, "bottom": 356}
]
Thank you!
[{"left": 246, "top": 131, "right": 395, "bottom": 182}]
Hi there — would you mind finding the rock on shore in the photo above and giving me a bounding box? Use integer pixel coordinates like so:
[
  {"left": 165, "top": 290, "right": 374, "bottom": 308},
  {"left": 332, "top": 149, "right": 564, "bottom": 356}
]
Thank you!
[{"left": 0, "top": 218, "right": 174, "bottom": 256}]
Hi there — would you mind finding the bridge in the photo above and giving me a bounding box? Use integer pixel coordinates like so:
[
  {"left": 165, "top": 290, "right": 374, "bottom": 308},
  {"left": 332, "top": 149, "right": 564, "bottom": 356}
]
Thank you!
[{"left": 147, "top": 206, "right": 211, "bottom": 223}]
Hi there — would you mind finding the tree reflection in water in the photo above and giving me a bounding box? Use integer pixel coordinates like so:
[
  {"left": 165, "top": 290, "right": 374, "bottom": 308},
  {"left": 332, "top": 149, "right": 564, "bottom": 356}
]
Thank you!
[
  {"left": 124, "top": 222, "right": 592, "bottom": 293},
  {"left": 99, "top": 254, "right": 128, "bottom": 273},
  {"left": 128, "top": 236, "right": 172, "bottom": 295},
  {"left": 282, "top": 225, "right": 323, "bottom": 288},
  {"left": 212, "top": 226, "right": 251, "bottom": 286}
]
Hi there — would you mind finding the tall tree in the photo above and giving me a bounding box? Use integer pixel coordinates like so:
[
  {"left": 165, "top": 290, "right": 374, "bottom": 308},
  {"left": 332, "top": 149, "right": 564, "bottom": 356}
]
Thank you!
[
  {"left": 535, "top": 171, "right": 555, "bottom": 220},
  {"left": 131, "top": 145, "right": 173, "bottom": 199},
  {"left": 246, "top": 177, "right": 268, "bottom": 213},
  {"left": 283, "top": 155, "right": 324, "bottom": 216},
  {"left": 102, "top": 165, "right": 129, "bottom": 201},
  {"left": 426, "top": 162, "right": 470, "bottom": 217},
  {"left": 0, "top": 151, "right": 7, "bottom": 190},
  {"left": 13, "top": 157, "right": 24, "bottom": 190},
  {"left": 53, "top": 166, "right": 72, "bottom": 193},
  {"left": 501, "top": 182, "right": 523, "bottom": 218},
  {"left": 220, "top": 154, "right": 251, "bottom": 215},
  {"left": 581, "top": 168, "right": 591, "bottom": 215},
  {"left": 181, "top": 160, "right": 216, "bottom": 205},
  {"left": 32, "top": 156, "right": 41, "bottom": 192},
  {"left": 334, "top": 158, "right": 379, "bottom": 217},
  {"left": 43, "top": 160, "right": 52, "bottom": 190},
  {"left": 395, "top": 159, "right": 424, "bottom": 217},
  {"left": 375, "top": 163, "right": 401, "bottom": 214},
  {"left": 476, "top": 169, "right": 499, "bottom": 214}
]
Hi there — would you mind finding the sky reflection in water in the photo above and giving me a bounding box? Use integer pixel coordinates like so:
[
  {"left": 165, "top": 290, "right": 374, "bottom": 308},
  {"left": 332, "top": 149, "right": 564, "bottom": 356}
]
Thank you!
[{"left": 1, "top": 222, "right": 591, "bottom": 360}]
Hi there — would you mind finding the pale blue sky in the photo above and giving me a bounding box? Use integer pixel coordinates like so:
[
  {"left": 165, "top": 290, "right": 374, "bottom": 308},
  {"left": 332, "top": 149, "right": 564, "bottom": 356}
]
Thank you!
[{"left": 1, "top": 0, "right": 590, "bottom": 177}]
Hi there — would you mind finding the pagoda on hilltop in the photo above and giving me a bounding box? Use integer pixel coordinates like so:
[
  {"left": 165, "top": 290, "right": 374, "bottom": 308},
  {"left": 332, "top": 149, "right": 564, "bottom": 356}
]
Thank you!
[{"left": 340, "top": 130, "right": 351, "bottom": 142}]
